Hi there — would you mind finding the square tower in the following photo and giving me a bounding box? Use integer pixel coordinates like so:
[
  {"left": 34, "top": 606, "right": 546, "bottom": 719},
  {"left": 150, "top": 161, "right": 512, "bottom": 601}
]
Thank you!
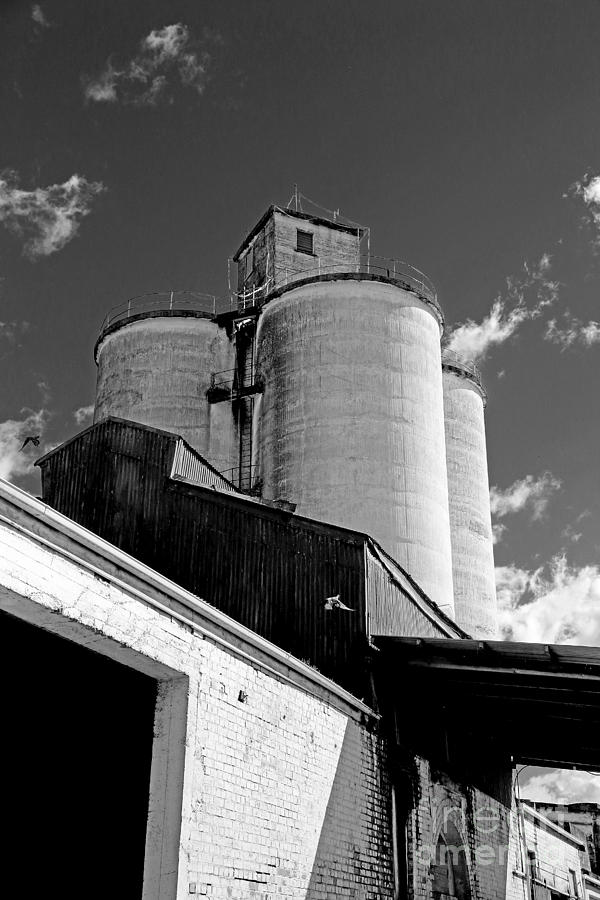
[{"left": 232, "top": 205, "right": 366, "bottom": 298}]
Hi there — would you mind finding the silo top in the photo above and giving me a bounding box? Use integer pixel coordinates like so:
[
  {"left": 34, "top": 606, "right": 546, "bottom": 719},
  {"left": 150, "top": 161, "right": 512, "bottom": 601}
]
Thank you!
[
  {"left": 441, "top": 349, "right": 487, "bottom": 405},
  {"left": 94, "top": 291, "right": 221, "bottom": 362},
  {"left": 232, "top": 205, "right": 442, "bottom": 324}
]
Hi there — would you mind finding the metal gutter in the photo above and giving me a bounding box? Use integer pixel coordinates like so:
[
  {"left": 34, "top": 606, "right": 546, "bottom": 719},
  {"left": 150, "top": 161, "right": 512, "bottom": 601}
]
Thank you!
[{"left": 521, "top": 803, "right": 586, "bottom": 849}]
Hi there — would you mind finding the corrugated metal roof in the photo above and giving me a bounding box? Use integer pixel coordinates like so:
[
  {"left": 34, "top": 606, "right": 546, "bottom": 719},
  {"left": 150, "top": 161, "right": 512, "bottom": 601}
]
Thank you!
[
  {"left": 170, "top": 439, "right": 237, "bottom": 493},
  {"left": 36, "top": 417, "right": 464, "bottom": 696}
]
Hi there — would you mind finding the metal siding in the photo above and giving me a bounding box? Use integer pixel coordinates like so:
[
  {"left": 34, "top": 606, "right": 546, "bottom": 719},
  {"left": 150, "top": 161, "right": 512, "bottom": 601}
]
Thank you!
[
  {"left": 366, "top": 545, "right": 462, "bottom": 639},
  {"left": 170, "top": 440, "right": 237, "bottom": 492},
  {"left": 38, "top": 419, "right": 367, "bottom": 693}
]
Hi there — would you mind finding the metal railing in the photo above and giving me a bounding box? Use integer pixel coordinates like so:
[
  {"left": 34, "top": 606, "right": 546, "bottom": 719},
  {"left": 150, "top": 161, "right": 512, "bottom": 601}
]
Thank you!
[
  {"left": 220, "top": 464, "right": 261, "bottom": 494},
  {"left": 209, "top": 368, "right": 238, "bottom": 392},
  {"left": 271, "top": 255, "right": 438, "bottom": 307},
  {"left": 99, "top": 291, "right": 224, "bottom": 335},
  {"left": 441, "top": 349, "right": 485, "bottom": 394}
]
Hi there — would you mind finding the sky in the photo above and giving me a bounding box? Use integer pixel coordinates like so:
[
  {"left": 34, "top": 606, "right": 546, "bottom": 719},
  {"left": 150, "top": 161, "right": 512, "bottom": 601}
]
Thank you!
[{"left": 2, "top": 0, "right": 600, "bottom": 803}]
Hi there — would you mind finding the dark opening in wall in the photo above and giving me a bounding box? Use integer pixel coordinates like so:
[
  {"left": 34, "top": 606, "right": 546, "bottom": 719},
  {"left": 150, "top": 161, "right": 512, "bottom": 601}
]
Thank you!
[
  {"left": 0, "top": 611, "right": 156, "bottom": 900},
  {"left": 296, "top": 229, "right": 314, "bottom": 254}
]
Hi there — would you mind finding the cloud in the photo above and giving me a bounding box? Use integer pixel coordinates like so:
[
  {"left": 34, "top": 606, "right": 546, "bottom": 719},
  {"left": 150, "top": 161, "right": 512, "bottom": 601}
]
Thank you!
[
  {"left": 492, "top": 522, "right": 507, "bottom": 545},
  {"left": 569, "top": 172, "right": 600, "bottom": 238},
  {"left": 31, "top": 4, "right": 50, "bottom": 28},
  {"left": 37, "top": 380, "right": 52, "bottom": 404},
  {"left": 497, "top": 555, "right": 600, "bottom": 644},
  {"left": 0, "top": 409, "right": 48, "bottom": 481},
  {"left": 0, "top": 170, "right": 105, "bottom": 259},
  {"left": 73, "top": 404, "right": 94, "bottom": 426},
  {"left": 521, "top": 769, "right": 600, "bottom": 805},
  {"left": 0, "top": 321, "right": 29, "bottom": 345},
  {"left": 444, "top": 255, "right": 559, "bottom": 363},
  {"left": 83, "top": 23, "right": 220, "bottom": 106},
  {"left": 545, "top": 315, "right": 600, "bottom": 349},
  {"left": 490, "top": 472, "right": 561, "bottom": 522}
]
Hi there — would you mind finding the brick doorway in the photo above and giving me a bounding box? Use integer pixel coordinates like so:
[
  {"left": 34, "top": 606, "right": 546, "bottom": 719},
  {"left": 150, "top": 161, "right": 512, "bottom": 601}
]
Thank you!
[{"left": 0, "top": 611, "right": 157, "bottom": 899}]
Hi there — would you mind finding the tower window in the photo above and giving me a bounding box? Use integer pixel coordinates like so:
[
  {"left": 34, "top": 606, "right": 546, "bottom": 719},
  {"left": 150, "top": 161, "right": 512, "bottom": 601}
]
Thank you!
[{"left": 296, "top": 229, "right": 314, "bottom": 255}]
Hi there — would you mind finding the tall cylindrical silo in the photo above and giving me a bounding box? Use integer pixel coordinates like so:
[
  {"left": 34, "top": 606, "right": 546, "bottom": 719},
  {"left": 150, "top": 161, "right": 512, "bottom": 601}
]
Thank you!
[
  {"left": 255, "top": 275, "right": 455, "bottom": 615},
  {"left": 94, "top": 300, "right": 237, "bottom": 472},
  {"left": 442, "top": 351, "right": 497, "bottom": 638}
]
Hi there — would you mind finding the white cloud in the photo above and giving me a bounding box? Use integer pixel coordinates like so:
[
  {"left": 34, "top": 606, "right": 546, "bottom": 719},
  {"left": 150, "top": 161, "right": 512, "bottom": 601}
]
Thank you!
[
  {"left": 84, "top": 63, "right": 119, "bottom": 103},
  {"left": 497, "top": 555, "right": 600, "bottom": 644},
  {"left": 83, "top": 23, "right": 218, "bottom": 106},
  {"left": 73, "top": 404, "right": 94, "bottom": 426},
  {"left": 545, "top": 316, "right": 600, "bottom": 349},
  {"left": 570, "top": 172, "right": 600, "bottom": 236},
  {"left": 520, "top": 769, "right": 600, "bottom": 804},
  {"left": 31, "top": 4, "right": 50, "bottom": 29},
  {"left": 445, "top": 255, "right": 559, "bottom": 363},
  {"left": 37, "top": 380, "right": 52, "bottom": 404},
  {"left": 0, "top": 170, "right": 105, "bottom": 259},
  {"left": 0, "top": 409, "right": 48, "bottom": 481},
  {"left": 0, "top": 321, "right": 29, "bottom": 344},
  {"left": 492, "top": 522, "right": 507, "bottom": 545},
  {"left": 445, "top": 298, "right": 531, "bottom": 362},
  {"left": 490, "top": 472, "right": 561, "bottom": 522}
]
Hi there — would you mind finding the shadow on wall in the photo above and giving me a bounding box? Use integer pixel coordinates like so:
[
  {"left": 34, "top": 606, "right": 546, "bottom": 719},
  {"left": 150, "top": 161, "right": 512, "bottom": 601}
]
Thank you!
[{"left": 305, "top": 718, "right": 395, "bottom": 898}]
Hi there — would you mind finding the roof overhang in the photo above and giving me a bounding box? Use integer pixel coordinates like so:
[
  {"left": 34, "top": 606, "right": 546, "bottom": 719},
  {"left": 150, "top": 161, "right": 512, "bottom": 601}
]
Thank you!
[{"left": 375, "top": 637, "right": 600, "bottom": 773}]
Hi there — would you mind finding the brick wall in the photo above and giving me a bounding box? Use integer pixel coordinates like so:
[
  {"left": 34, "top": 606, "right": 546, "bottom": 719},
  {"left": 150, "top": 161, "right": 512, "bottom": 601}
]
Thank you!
[
  {"left": 408, "top": 757, "right": 511, "bottom": 900},
  {"left": 506, "top": 804, "right": 584, "bottom": 900},
  {"left": 0, "top": 494, "right": 395, "bottom": 900}
]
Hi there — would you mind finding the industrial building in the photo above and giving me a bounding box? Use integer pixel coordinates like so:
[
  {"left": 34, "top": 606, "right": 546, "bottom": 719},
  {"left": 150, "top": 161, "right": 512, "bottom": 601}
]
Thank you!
[
  {"left": 3, "top": 197, "right": 600, "bottom": 899},
  {"left": 92, "top": 201, "right": 497, "bottom": 636},
  {"left": 523, "top": 803, "right": 600, "bottom": 880},
  {"left": 507, "top": 802, "right": 586, "bottom": 900}
]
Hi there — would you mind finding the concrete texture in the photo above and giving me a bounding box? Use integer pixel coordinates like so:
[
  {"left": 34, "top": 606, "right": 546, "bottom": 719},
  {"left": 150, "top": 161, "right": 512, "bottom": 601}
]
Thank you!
[
  {"left": 94, "top": 314, "right": 237, "bottom": 470},
  {"left": 443, "top": 365, "right": 498, "bottom": 638},
  {"left": 255, "top": 276, "right": 455, "bottom": 615}
]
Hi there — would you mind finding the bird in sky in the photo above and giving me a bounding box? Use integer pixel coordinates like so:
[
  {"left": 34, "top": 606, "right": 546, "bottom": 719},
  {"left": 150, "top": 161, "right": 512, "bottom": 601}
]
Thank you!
[
  {"left": 19, "top": 435, "right": 41, "bottom": 451},
  {"left": 324, "top": 594, "right": 353, "bottom": 612}
]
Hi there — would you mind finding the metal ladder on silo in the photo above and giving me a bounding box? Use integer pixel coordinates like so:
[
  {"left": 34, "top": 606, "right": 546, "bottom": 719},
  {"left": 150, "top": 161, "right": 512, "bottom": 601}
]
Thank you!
[
  {"left": 234, "top": 328, "right": 256, "bottom": 491},
  {"left": 206, "top": 313, "right": 263, "bottom": 493}
]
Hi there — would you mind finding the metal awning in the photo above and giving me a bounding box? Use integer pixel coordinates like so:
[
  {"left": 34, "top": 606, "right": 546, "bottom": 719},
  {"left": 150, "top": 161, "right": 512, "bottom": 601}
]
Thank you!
[{"left": 375, "top": 638, "right": 600, "bottom": 772}]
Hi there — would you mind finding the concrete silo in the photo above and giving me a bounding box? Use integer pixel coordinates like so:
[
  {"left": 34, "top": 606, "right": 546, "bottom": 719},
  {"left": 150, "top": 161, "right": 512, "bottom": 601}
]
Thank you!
[
  {"left": 94, "top": 294, "right": 237, "bottom": 472},
  {"left": 442, "top": 351, "right": 497, "bottom": 637},
  {"left": 254, "top": 270, "right": 455, "bottom": 616}
]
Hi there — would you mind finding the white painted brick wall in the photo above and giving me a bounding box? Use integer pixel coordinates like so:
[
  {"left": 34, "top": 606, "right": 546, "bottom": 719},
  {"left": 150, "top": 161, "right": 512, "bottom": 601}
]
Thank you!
[
  {"left": 506, "top": 805, "right": 584, "bottom": 900},
  {"left": 0, "top": 507, "right": 395, "bottom": 900}
]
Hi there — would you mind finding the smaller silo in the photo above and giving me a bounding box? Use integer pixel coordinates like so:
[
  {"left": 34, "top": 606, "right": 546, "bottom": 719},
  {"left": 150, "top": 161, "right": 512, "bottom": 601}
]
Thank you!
[
  {"left": 442, "top": 351, "right": 498, "bottom": 638},
  {"left": 94, "top": 293, "right": 237, "bottom": 472}
]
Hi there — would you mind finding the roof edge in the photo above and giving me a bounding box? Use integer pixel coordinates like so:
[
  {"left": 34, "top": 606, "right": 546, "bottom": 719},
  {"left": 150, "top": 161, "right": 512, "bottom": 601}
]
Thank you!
[
  {"left": 0, "top": 475, "right": 377, "bottom": 720},
  {"left": 366, "top": 538, "right": 469, "bottom": 639},
  {"left": 233, "top": 204, "right": 365, "bottom": 260}
]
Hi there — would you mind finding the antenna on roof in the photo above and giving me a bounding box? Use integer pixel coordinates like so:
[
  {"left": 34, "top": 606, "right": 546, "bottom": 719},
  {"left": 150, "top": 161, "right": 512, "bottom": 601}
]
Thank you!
[{"left": 287, "top": 184, "right": 302, "bottom": 212}]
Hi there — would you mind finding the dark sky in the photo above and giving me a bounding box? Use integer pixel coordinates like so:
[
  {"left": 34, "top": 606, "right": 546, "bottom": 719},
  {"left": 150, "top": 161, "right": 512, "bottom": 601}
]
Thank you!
[{"left": 3, "top": 0, "right": 600, "bottom": 801}]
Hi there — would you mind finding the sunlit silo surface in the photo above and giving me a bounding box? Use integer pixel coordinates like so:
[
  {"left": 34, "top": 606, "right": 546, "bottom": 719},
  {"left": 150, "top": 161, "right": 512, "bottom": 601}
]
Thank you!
[
  {"left": 255, "top": 275, "right": 455, "bottom": 615},
  {"left": 94, "top": 295, "right": 237, "bottom": 471},
  {"left": 442, "top": 351, "right": 497, "bottom": 637}
]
